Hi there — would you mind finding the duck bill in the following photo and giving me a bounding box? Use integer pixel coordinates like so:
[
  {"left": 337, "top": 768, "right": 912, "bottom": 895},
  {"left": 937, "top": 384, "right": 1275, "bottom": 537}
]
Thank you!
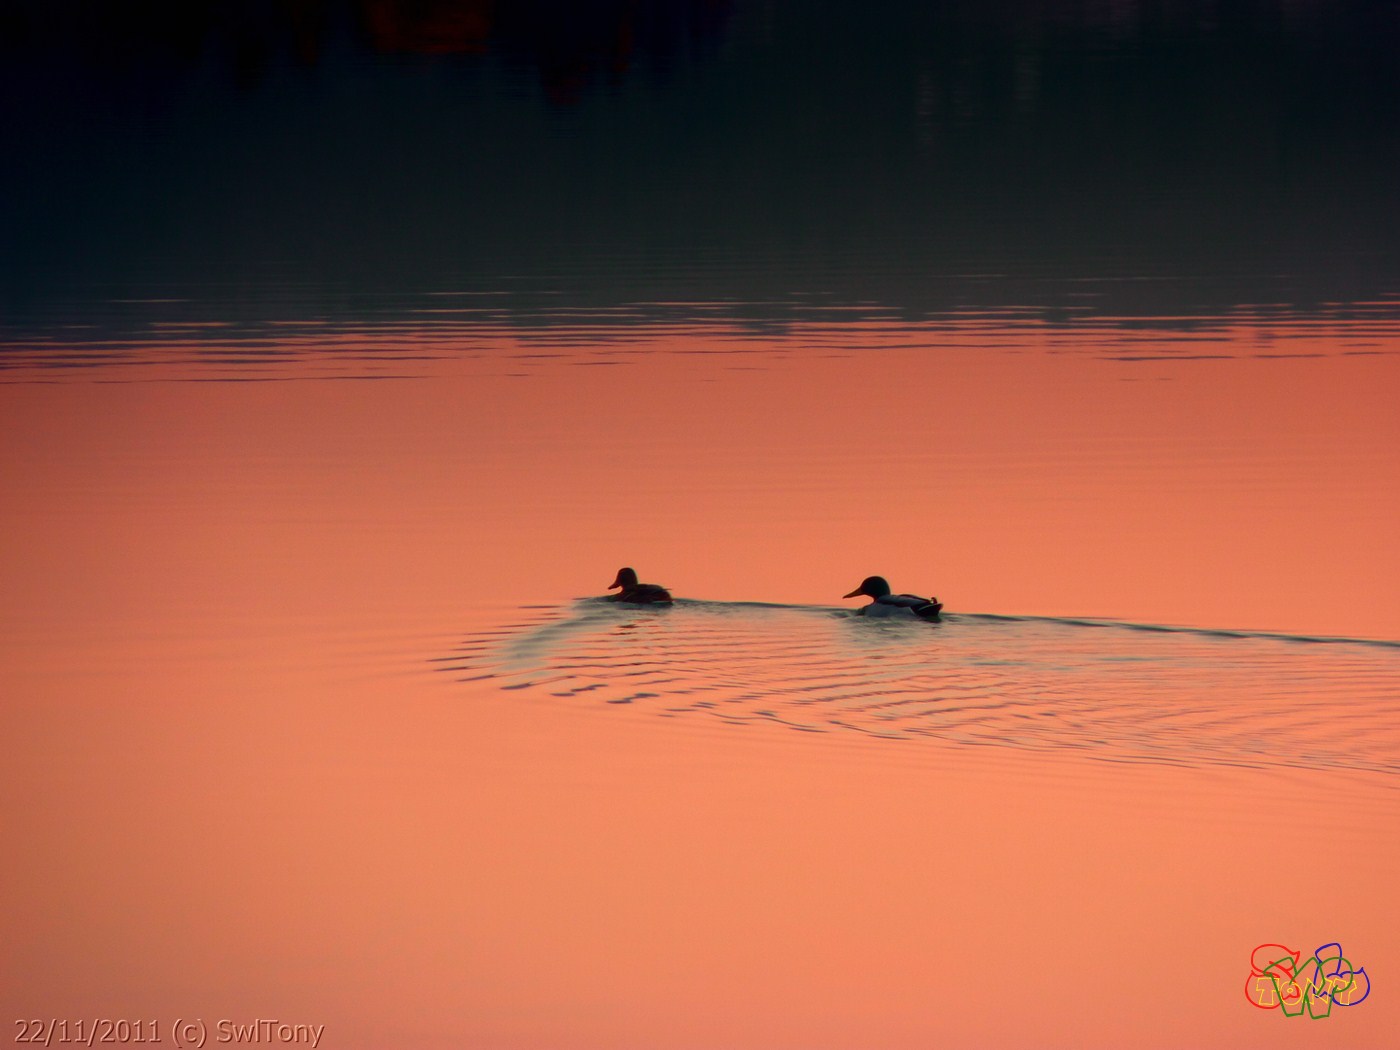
[
  {"left": 608, "top": 574, "right": 625, "bottom": 589},
  {"left": 842, "top": 587, "right": 862, "bottom": 599}
]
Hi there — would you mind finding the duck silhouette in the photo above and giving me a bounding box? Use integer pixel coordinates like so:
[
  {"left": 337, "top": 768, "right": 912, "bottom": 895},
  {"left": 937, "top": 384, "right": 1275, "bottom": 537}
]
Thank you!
[
  {"left": 842, "top": 575, "right": 942, "bottom": 620},
  {"left": 607, "top": 567, "right": 673, "bottom": 605}
]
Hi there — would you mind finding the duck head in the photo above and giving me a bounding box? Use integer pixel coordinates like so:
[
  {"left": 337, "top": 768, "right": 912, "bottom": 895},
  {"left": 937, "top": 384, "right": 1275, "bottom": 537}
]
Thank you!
[
  {"left": 609, "top": 567, "right": 639, "bottom": 590},
  {"left": 843, "top": 575, "right": 892, "bottom": 600}
]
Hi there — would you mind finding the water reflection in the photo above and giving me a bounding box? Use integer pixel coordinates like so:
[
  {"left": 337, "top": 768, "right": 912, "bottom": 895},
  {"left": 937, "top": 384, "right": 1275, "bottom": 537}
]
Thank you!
[
  {"left": 3, "top": 1, "right": 1397, "bottom": 330},
  {"left": 4, "top": 295, "right": 1396, "bottom": 381}
]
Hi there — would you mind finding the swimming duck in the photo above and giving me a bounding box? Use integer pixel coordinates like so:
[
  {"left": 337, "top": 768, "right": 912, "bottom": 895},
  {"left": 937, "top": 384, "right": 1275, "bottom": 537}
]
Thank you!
[
  {"left": 607, "top": 567, "right": 673, "bottom": 605},
  {"left": 842, "top": 576, "right": 942, "bottom": 620}
]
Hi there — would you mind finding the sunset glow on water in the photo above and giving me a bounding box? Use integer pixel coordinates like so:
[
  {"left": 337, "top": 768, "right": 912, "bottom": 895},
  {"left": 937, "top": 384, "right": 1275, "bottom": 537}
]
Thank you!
[{"left": 4, "top": 2, "right": 1399, "bottom": 1047}]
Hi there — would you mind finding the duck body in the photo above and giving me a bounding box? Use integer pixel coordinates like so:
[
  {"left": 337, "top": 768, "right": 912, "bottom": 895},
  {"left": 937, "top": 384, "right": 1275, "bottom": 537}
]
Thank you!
[
  {"left": 843, "top": 575, "right": 941, "bottom": 621},
  {"left": 607, "top": 567, "right": 673, "bottom": 605}
]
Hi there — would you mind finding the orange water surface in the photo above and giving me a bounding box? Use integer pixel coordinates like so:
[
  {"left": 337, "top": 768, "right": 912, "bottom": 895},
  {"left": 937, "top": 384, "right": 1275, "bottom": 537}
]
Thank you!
[{"left": 2, "top": 317, "right": 1398, "bottom": 1047}]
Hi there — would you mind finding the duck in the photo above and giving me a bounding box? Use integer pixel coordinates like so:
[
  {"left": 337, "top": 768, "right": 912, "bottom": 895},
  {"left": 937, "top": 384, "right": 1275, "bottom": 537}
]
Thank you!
[
  {"left": 842, "top": 575, "right": 942, "bottom": 620},
  {"left": 607, "top": 567, "right": 673, "bottom": 605}
]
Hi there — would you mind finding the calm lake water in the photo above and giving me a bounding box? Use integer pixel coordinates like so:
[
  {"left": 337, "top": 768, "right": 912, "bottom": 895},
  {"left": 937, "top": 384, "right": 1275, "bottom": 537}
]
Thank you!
[{"left": 3, "top": 3, "right": 1399, "bottom": 1047}]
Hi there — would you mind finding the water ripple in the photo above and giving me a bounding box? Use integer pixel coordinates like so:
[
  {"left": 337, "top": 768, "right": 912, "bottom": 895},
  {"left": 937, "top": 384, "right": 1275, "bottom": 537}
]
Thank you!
[{"left": 446, "top": 600, "right": 1400, "bottom": 776}]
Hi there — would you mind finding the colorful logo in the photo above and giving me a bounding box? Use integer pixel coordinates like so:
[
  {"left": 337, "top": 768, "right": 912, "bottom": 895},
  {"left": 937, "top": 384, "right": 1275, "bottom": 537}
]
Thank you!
[{"left": 1247, "top": 942, "right": 1371, "bottom": 1018}]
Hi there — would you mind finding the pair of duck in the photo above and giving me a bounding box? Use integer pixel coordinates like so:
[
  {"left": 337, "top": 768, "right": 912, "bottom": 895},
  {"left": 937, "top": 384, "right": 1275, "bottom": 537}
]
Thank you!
[{"left": 607, "top": 567, "right": 943, "bottom": 621}]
